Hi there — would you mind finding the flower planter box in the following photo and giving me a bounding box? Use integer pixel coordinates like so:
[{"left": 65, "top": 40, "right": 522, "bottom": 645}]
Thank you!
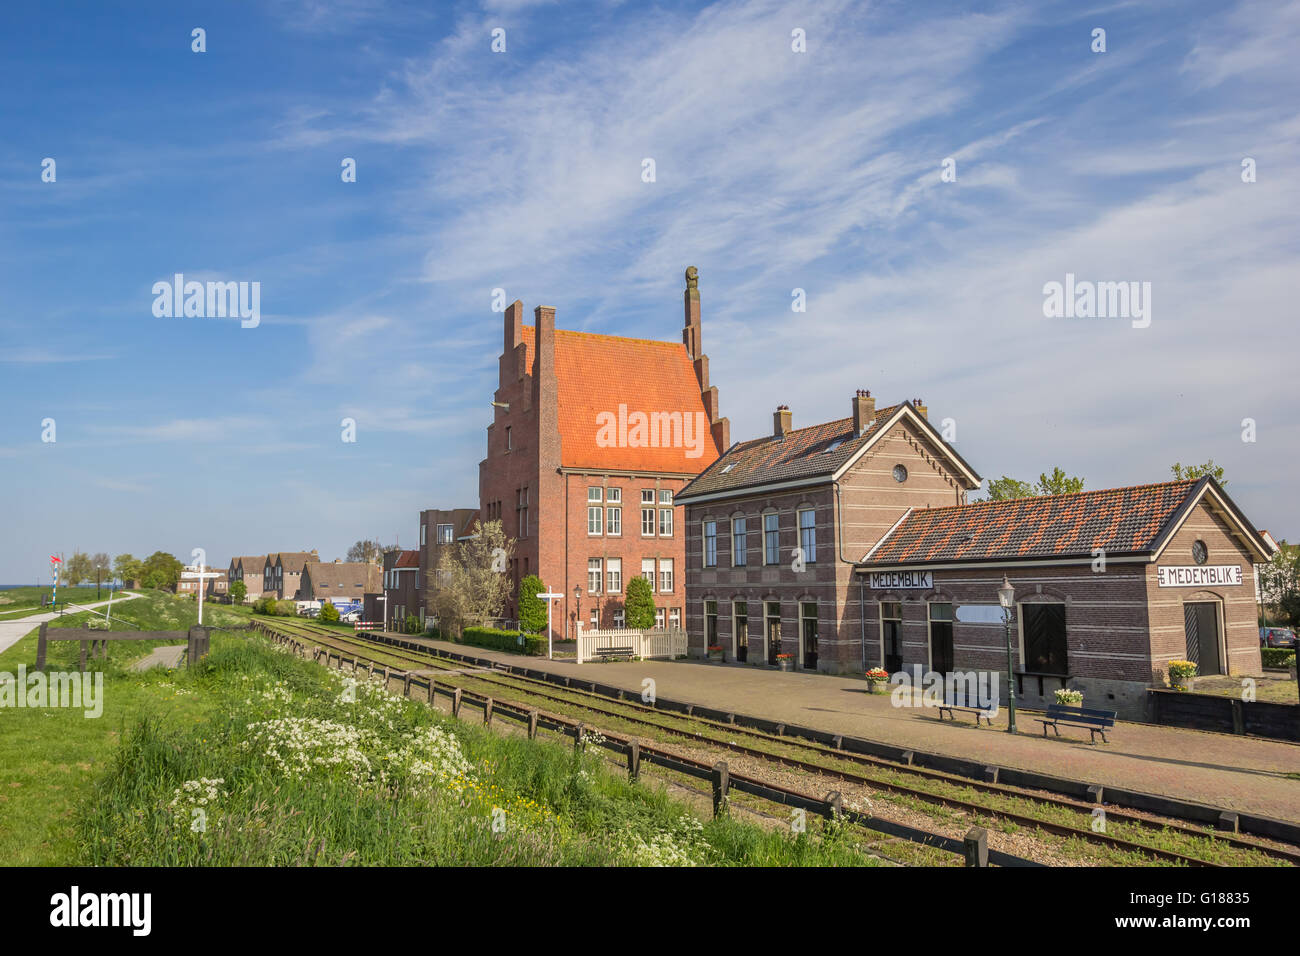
[
  {"left": 776, "top": 659, "right": 793, "bottom": 672},
  {"left": 707, "top": 649, "right": 724, "bottom": 662}
]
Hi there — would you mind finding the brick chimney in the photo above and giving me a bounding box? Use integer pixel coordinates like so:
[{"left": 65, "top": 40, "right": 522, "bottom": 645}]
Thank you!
[
  {"left": 852, "top": 389, "right": 875, "bottom": 436},
  {"left": 773, "top": 404, "right": 792, "bottom": 438},
  {"left": 912, "top": 397, "right": 928, "bottom": 420},
  {"left": 682, "top": 266, "right": 701, "bottom": 360}
]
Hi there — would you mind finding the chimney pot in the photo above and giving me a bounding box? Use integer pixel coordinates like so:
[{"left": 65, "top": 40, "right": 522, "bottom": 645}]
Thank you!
[
  {"left": 852, "top": 389, "right": 876, "bottom": 436},
  {"left": 773, "top": 405, "right": 792, "bottom": 438}
]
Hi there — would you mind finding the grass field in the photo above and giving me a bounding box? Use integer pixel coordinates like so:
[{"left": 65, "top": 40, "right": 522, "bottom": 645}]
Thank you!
[
  {"left": 0, "top": 587, "right": 127, "bottom": 619},
  {"left": 1, "top": 604, "right": 880, "bottom": 866}
]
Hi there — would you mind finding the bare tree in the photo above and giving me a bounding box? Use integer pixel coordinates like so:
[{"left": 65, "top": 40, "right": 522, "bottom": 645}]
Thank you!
[
  {"left": 432, "top": 519, "right": 514, "bottom": 638},
  {"left": 345, "top": 539, "right": 392, "bottom": 565}
]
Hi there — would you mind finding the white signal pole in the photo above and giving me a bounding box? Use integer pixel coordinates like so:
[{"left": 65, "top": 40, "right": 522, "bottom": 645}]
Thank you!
[{"left": 537, "top": 588, "right": 565, "bottom": 660}]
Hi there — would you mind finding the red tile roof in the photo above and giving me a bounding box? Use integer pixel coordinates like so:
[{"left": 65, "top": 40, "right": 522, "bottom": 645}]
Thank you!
[
  {"left": 863, "top": 479, "right": 1204, "bottom": 566},
  {"left": 394, "top": 550, "right": 420, "bottom": 569},
  {"left": 521, "top": 326, "right": 719, "bottom": 473}
]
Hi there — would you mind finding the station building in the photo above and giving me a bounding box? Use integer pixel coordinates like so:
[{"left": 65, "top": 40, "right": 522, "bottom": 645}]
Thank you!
[{"left": 680, "top": 395, "right": 1274, "bottom": 719}]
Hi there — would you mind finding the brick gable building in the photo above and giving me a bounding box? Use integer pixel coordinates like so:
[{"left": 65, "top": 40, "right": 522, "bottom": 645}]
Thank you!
[
  {"left": 678, "top": 392, "right": 980, "bottom": 672},
  {"left": 480, "top": 268, "right": 729, "bottom": 640}
]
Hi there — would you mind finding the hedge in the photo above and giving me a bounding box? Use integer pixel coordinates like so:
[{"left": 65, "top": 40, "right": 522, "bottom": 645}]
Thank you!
[
  {"left": 1262, "top": 648, "right": 1297, "bottom": 669},
  {"left": 461, "top": 625, "right": 547, "bottom": 656}
]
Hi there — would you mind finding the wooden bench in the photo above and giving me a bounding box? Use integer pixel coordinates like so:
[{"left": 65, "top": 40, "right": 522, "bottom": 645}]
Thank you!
[
  {"left": 593, "top": 645, "right": 634, "bottom": 662},
  {"left": 937, "top": 700, "right": 996, "bottom": 726},
  {"left": 1035, "top": 704, "right": 1117, "bottom": 744}
]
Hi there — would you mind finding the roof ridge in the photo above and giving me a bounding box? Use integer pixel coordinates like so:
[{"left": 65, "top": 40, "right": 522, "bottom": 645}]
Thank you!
[
  {"left": 939, "top": 477, "right": 1200, "bottom": 516},
  {"left": 522, "top": 324, "right": 690, "bottom": 351}
]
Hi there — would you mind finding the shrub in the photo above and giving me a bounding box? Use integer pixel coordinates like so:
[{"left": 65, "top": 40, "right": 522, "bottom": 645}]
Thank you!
[
  {"left": 461, "top": 626, "right": 547, "bottom": 656},
  {"left": 625, "top": 577, "right": 655, "bottom": 630},
  {"left": 252, "top": 595, "right": 278, "bottom": 615},
  {"left": 229, "top": 581, "right": 247, "bottom": 604},
  {"left": 517, "top": 574, "right": 548, "bottom": 634},
  {"left": 275, "top": 600, "right": 296, "bottom": 617},
  {"left": 404, "top": 614, "right": 421, "bottom": 635},
  {"left": 319, "top": 602, "right": 340, "bottom": 623},
  {"left": 1262, "top": 648, "right": 1296, "bottom": 669}
]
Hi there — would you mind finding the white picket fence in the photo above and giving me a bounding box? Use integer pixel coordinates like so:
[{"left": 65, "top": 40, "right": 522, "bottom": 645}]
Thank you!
[{"left": 575, "top": 625, "right": 688, "bottom": 663}]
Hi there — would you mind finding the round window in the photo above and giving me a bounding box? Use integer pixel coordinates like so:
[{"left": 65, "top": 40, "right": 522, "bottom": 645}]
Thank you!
[
  {"left": 1192, "top": 540, "right": 1208, "bottom": 565},
  {"left": 892, "top": 464, "right": 908, "bottom": 483}
]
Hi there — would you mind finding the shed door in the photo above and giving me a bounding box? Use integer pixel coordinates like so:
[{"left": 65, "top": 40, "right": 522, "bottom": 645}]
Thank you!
[{"left": 1183, "top": 602, "right": 1222, "bottom": 676}]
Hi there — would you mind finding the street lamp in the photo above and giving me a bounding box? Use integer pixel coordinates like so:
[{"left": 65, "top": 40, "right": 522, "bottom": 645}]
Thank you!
[
  {"left": 573, "top": 585, "right": 582, "bottom": 641},
  {"left": 997, "top": 575, "right": 1017, "bottom": 734}
]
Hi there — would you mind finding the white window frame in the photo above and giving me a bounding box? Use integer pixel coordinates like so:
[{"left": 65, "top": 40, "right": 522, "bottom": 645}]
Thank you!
[
  {"left": 659, "top": 508, "right": 674, "bottom": 537},
  {"left": 588, "top": 506, "right": 603, "bottom": 536},
  {"left": 703, "top": 520, "right": 717, "bottom": 567},
  {"left": 606, "top": 505, "right": 622, "bottom": 536},
  {"left": 587, "top": 558, "right": 603, "bottom": 594},
  {"left": 732, "top": 516, "right": 747, "bottom": 567},
  {"left": 606, "top": 558, "right": 622, "bottom": 594},
  {"left": 798, "top": 508, "right": 816, "bottom": 564},
  {"left": 763, "top": 512, "right": 780, "bottom": 565},
  {"left": 659, "top": 558, "right": 674, "bottom": 593},
  {"left": 641, "top": 558, "right": 655, "bottom": 583},
  {"left": 588, "top": 486, "right": 603, "bottom": 503}
]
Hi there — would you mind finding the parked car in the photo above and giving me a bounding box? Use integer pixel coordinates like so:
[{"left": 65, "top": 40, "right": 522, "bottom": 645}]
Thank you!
[
  {"left": 1259, "top": 626, "right": 1296, "bottom": 648},
  {"left": 340, "top": 610, "right": 360, "bottom": 624}
]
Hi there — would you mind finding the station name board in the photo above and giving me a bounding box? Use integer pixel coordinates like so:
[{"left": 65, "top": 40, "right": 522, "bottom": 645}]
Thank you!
[
  {"left": 868, "top": 571, "right": 933, "bottom": 590},
  {"left": 1156, "top": 565, "right": 1242, "bottom": 588}
]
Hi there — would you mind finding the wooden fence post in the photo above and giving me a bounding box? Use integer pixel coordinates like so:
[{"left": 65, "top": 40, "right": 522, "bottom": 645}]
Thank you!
[
  {"left": 484, "top": 698, "right": 494, "bottom": 727},
  {"left": 627, "top": 741, "right": 641, "bottom": 782},
  {"left": 403, "top": 673, "right": 412, "bottom": 697},
  {"left": 575, "top": 722, "right": 586, "bottom": 752},
  {"left": 427, "top": 679, "right": 436, "bottom": 706},
  {"left": 528, "top": 709, "right": 539, "bottom": 739},
  {"left": 711, "top": 762, "right": 729, "bottom": 817},
  {"left": 452, "top": 688, "right": 463, "bottom": 719},
  {"left": 825, "top": 791, "right": 843, "bottom": 821},
  {"left": 964, "top": 827, "right": 989, "bottom": 867}
]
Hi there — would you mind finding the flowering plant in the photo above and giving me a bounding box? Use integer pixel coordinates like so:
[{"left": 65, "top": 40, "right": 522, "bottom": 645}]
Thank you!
[
  {"left": 1054, "top": 688, "right": 1083, "bottom": 706},
  {"left": 776, "top": 653, "right": 793, "bottom": 660},
  {"left": 865, "top": 667, "right": 889, "bottom": 683},
  {"left": 1168, "top": 660, "right": 1198, "bottom": 679},
  {"left": 707, "top": 645, "right": 723, "bottom": 652}
]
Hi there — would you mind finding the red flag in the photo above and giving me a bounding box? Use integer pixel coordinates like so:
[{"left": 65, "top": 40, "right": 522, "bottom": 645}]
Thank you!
[{"left": 50, "top": 555, "right": 62, "bottom": 563}]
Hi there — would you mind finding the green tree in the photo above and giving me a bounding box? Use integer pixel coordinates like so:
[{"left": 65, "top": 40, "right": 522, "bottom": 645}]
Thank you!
[
  {"left": 229, "top": 580, "right": 247, "bottom": 604},
  {"left": 63, "top": 551, "right": 92, "bottom": 586},
  {"left": 113, "top": 553, "right": 143, "bottom": 585},
  {"left": 1171, "top": 459, "right": 1227, "bottom": 487},
  {"left": 432, "top": 519, "right": 515, "bottom": 639},
  {"left": 986, "top": 476, "right": 1036, "bottom": 501},
  {"left": 985, "top": 469, "right": 1084, "bottom": 500},
  {"left": 1258, "top": 541, "right": 1300, "bottom": 627},
  {"left": 625, "top": 576, "right": 656, "bottom": 629},
  {"left": 318, "top": 601, "right": 340, "bottom": 623},
  {"left": 1035, "top": 467, "right": 1084, "bottom": 496},
  {"left": 141, "top": 551, "right": 183, "bottom": 590},
  {"left": 517, "top": 574, "right": 548, "bottom": 633}
]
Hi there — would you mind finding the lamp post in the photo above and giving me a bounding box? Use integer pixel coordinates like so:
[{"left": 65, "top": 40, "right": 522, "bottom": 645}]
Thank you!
[
  {"left": 573, "top": 584, "right": 582, "bottom": 642},
  {"left": 998, "top": 575, "right": 1017, "bottom": 734}
]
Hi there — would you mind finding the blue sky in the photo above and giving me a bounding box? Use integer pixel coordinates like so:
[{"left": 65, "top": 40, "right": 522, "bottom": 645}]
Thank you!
[{"left": 1, "top": 0, "right": 1296, "bottom": 582}]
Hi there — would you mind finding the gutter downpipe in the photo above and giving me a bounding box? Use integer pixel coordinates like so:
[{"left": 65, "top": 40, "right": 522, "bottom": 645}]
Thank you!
[{"left": 834, "top": 480, "right": 867, "bottom": 671}]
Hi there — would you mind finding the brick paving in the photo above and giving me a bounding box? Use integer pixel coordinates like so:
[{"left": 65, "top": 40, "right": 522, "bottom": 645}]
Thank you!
[{"left": 408, "top": 636, "right": 1300, "bottom": 823}]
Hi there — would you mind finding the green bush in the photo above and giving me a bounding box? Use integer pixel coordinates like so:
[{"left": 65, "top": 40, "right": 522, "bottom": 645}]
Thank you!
[
  {"left": 319, "top": 602, "right": 340, "bottom": 623},
  {"left": 625, "top": 576, "right": 655, "bottom": 629},
  {"left": 404, "top": 614, "right": 421, "bottom": 635},
  {"left": 517, "top": 574, "right": 548, "bottom": 633},
  {"left": 252, "top": 595, "right": 278, "bottom": 615},
  {"left": 275, "top": 600, "right": 296, "bottom": 617},
  {"left": 1262, "top": 648, "right": 1296, "bottom": 669},
  {"left": 461, "top": 625, "right": 546, "bottom": 656}
]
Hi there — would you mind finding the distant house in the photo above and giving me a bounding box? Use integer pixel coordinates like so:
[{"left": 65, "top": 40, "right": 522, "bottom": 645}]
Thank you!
[
  {"left": 418, "top": 508, "right": 479, "bottom": 624},
  {"left": 262, "top": 551, "right": 319, "bottom": 600},
  {"left": 227, "top": 555, "right": 266, "bottom": 602},
  {"left": 382, "top": 550, "right": 421, "bottom": 631},
  {"left": 300, "top": 560, "right": 381, "bottom": 605},
  {"left": 177, "top": 565, "right": 229, "bottom": 601}
]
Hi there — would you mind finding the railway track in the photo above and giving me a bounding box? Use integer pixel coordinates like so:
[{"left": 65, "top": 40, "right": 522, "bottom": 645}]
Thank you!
[{"left": 253, "top": 618, "right": 1299, "bottom": 867}]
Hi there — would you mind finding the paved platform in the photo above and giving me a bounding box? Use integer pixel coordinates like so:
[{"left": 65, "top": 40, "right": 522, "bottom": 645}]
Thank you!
[
  {"left": 130, "top": 644, "right": 186, "bottom": 672},
  {"left": 405, "top": 635, "right": 1300, "bottom": 824}
]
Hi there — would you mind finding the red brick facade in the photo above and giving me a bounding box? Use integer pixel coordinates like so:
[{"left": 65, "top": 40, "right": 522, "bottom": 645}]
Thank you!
[{"left": 479, "top": 269, "right": 729, "bottom": 640}]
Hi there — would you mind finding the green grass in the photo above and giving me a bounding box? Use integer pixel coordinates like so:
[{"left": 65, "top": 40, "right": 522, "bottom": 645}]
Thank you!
[
  {"left": 3, "top": 623, "right": 880, "bottom": 866},
  {"left": 0, "top": 587, "right": 127, "bottom": 619}
]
